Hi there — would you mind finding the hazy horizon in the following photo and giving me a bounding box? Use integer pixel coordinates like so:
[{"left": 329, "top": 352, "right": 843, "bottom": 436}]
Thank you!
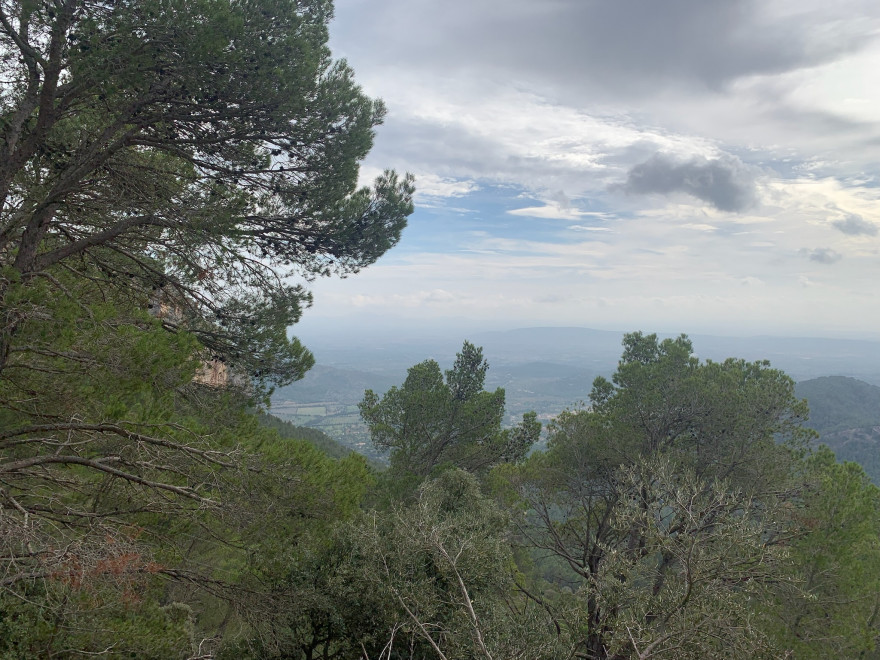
[{"left": 290, "top": 315, "right": 880, "bottom": 349}]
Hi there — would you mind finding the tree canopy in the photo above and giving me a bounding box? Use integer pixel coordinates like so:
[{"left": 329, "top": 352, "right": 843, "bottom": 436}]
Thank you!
[
  {"left": 359, "top": 341, "right": 540, "bottom": 478},
  {"left": 0, "top": 2, "right": 413, "bottom": 655},
  {"left": 508, "top": 332, "right": 816, "bottom": 658},
  {"left": 0, "top": 0, "right": 414, "bottom": 386}
]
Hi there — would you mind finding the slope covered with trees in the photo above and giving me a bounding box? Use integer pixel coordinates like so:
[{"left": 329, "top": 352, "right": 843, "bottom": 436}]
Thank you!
[
  {"left": 796, "top": 376, "right": 880, "bottom": 483},
  {"left": 0, "top": 0, "right": 410, "bottom": 655},
  {"left": 2, "top": 1, "right": 879, "bottom": 658},
  {"left": 257, "top": 412, "right": 354, "bottom": 460},
  {"left": 796, "top": 376, "right": 880, "bottom": 434},
  {"left": 253, "top": 333, "right": 879, "bottom": 660}
]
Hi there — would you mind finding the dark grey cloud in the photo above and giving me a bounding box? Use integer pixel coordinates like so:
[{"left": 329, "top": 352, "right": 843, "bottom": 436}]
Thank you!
[
  {"left": 333, "top": 0, "right": 877, "bottom": 98},
  {"left": 615, "top": 154, "right": 757, "bottom": 212},
  {"left": 805, "top": 248, "right": 843, "bottom": 264},
  {"left": 832, "top": 213, "right": 877, "bottom": 236}
]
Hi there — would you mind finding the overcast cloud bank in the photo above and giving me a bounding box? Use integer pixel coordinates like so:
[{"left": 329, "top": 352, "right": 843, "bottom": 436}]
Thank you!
[{"left": 307, "top": 0, "right": 880, "bottom": 338}]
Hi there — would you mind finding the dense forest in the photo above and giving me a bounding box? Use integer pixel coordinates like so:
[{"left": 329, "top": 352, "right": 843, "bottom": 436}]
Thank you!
[{"left": 1, "top": 1, "right": 879, "bottom": 658}]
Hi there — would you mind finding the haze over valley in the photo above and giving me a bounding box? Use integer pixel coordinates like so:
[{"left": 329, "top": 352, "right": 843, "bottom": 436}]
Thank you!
[{"left": 272, "top": 326, "right": 880, "bottom": 468}]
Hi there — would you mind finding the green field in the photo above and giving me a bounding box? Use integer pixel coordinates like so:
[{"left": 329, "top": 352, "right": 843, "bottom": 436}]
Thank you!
[{"left": 295, "top": 405, "right": 327, "bottom": 416}]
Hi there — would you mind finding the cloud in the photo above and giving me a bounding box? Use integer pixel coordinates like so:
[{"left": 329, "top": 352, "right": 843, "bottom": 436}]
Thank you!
[
  {"left": 317, "top": 1, "right": 880, "bottom": 336},
  {"left": 334, "top": 0, "right": 877, "bottom": 100},
  {"left": 804, "top": 247, "right": 843, "bottom": 264},
  {"left": 615, "top": 153, "right": 758, "bottom": 212},
  {"left": 362, "top": 90, "right": 719, "bottom": 198},
  {"left": 413, "top": 174, "right": 479, "bottom": 204},
  {"left": 569, "top": 224, "right": 612, "bottom": 232},
  {"left": 338, "top": 0, "right": 880, "bottom": 196},
  {"left": 508, "top": 205, "right": 584, "bottom": 221},
  {"left": 350, "top": 289, "right": 457, "bottom": 308},
  {"left": 508, "top": 192, "right": 620, "bottom": 222},
  {"left": 832, "top": 212, "right": 878, "bottom": 236}
]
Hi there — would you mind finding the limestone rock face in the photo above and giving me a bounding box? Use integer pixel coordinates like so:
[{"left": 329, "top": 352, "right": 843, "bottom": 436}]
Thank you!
[
  {"left": 149, "top": 288, "right": 234, "bottom": 389},
  {"left": 195, "top": 359, "right": 229, "bottom": 388}
]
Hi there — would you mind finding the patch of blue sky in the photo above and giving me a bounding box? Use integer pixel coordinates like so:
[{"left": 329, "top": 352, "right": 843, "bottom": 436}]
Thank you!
[{"left": 395, "top": 182, "right": 620, "bottom": 261}]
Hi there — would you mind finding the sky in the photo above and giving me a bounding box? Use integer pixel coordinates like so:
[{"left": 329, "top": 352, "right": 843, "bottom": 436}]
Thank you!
[{"left": 295, "top": 0, "right": 880, "bottom": 342}]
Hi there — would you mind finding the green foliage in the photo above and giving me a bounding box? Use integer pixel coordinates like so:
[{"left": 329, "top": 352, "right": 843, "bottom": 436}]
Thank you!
[
  {"left": 583, "top": 459, "right": 782, "bottom": 659},
  {"left": 0, "top": 583, "right": 194, "bottom": 660},
  {"left": 0, "top": 2, "right": 410, "bottom": 654},
  {"left": 0, "top": 265, "right": 378, "bottom": 657},
  {"left": 223, "top": 469, "right": 567, "bottom": 660},
  {"left": 359, "top": 341, "right": 540, "bottom": 478},
  {"left": 586, "top": 332, "right": 812, "bottom": 479},
  {"left": 0, "top": 275, "right": 224, "bottom": 558},
  {"left": 509, "top": 331, "right": 812, "bottom": 658},
  {"left": 766, "top": 447, "right": 880, "bottom": 657},
  {"left": 347, "top": 470, "right": 567, "bottom": 660},
  {"left": 0, "top": 0, "right": 414, "bottom": 387}
]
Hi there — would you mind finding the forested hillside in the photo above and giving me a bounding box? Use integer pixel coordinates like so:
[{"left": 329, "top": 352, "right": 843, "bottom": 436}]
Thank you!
[
  {"left": 2, "top": 1, "right": 880, "bottom": 659},
  {"left": 796, "top": 376, "right": 880, "bottom": 433},
  {"left": 0, "top": 0, "right": 411, "bottom": 655},
  {"left": 796, "top": 376, "right": 880, "bottom": 483}
]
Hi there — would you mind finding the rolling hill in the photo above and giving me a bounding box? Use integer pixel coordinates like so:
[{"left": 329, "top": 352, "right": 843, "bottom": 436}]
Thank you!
[{"left": 796, "top": 376, "right": 880, "bottom": 484}]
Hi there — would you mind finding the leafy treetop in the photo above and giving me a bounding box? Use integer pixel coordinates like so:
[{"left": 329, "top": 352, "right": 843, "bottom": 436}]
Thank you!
[
  {"left": 0, "top": 0, "right": 414, "bottom": 386},
  {"left": 360, "top": 341, "right": 540, "bottom": 478}
]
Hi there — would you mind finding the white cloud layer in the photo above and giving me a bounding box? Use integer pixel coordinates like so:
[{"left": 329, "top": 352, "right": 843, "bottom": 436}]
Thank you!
[{"left": 303, "top": 0, "right": 880, "bottom": 339}]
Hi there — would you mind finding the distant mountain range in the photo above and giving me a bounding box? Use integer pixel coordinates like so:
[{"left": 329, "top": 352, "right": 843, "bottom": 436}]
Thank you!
[
  {"left": 273, "top": 327, "right": 880, "bottom": 480},
  {"left": 296, "top": 326, "right": 880, "bottom": 383},
  {"left": 467, "top": 328, "right": 880, "bottom": 385}
]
